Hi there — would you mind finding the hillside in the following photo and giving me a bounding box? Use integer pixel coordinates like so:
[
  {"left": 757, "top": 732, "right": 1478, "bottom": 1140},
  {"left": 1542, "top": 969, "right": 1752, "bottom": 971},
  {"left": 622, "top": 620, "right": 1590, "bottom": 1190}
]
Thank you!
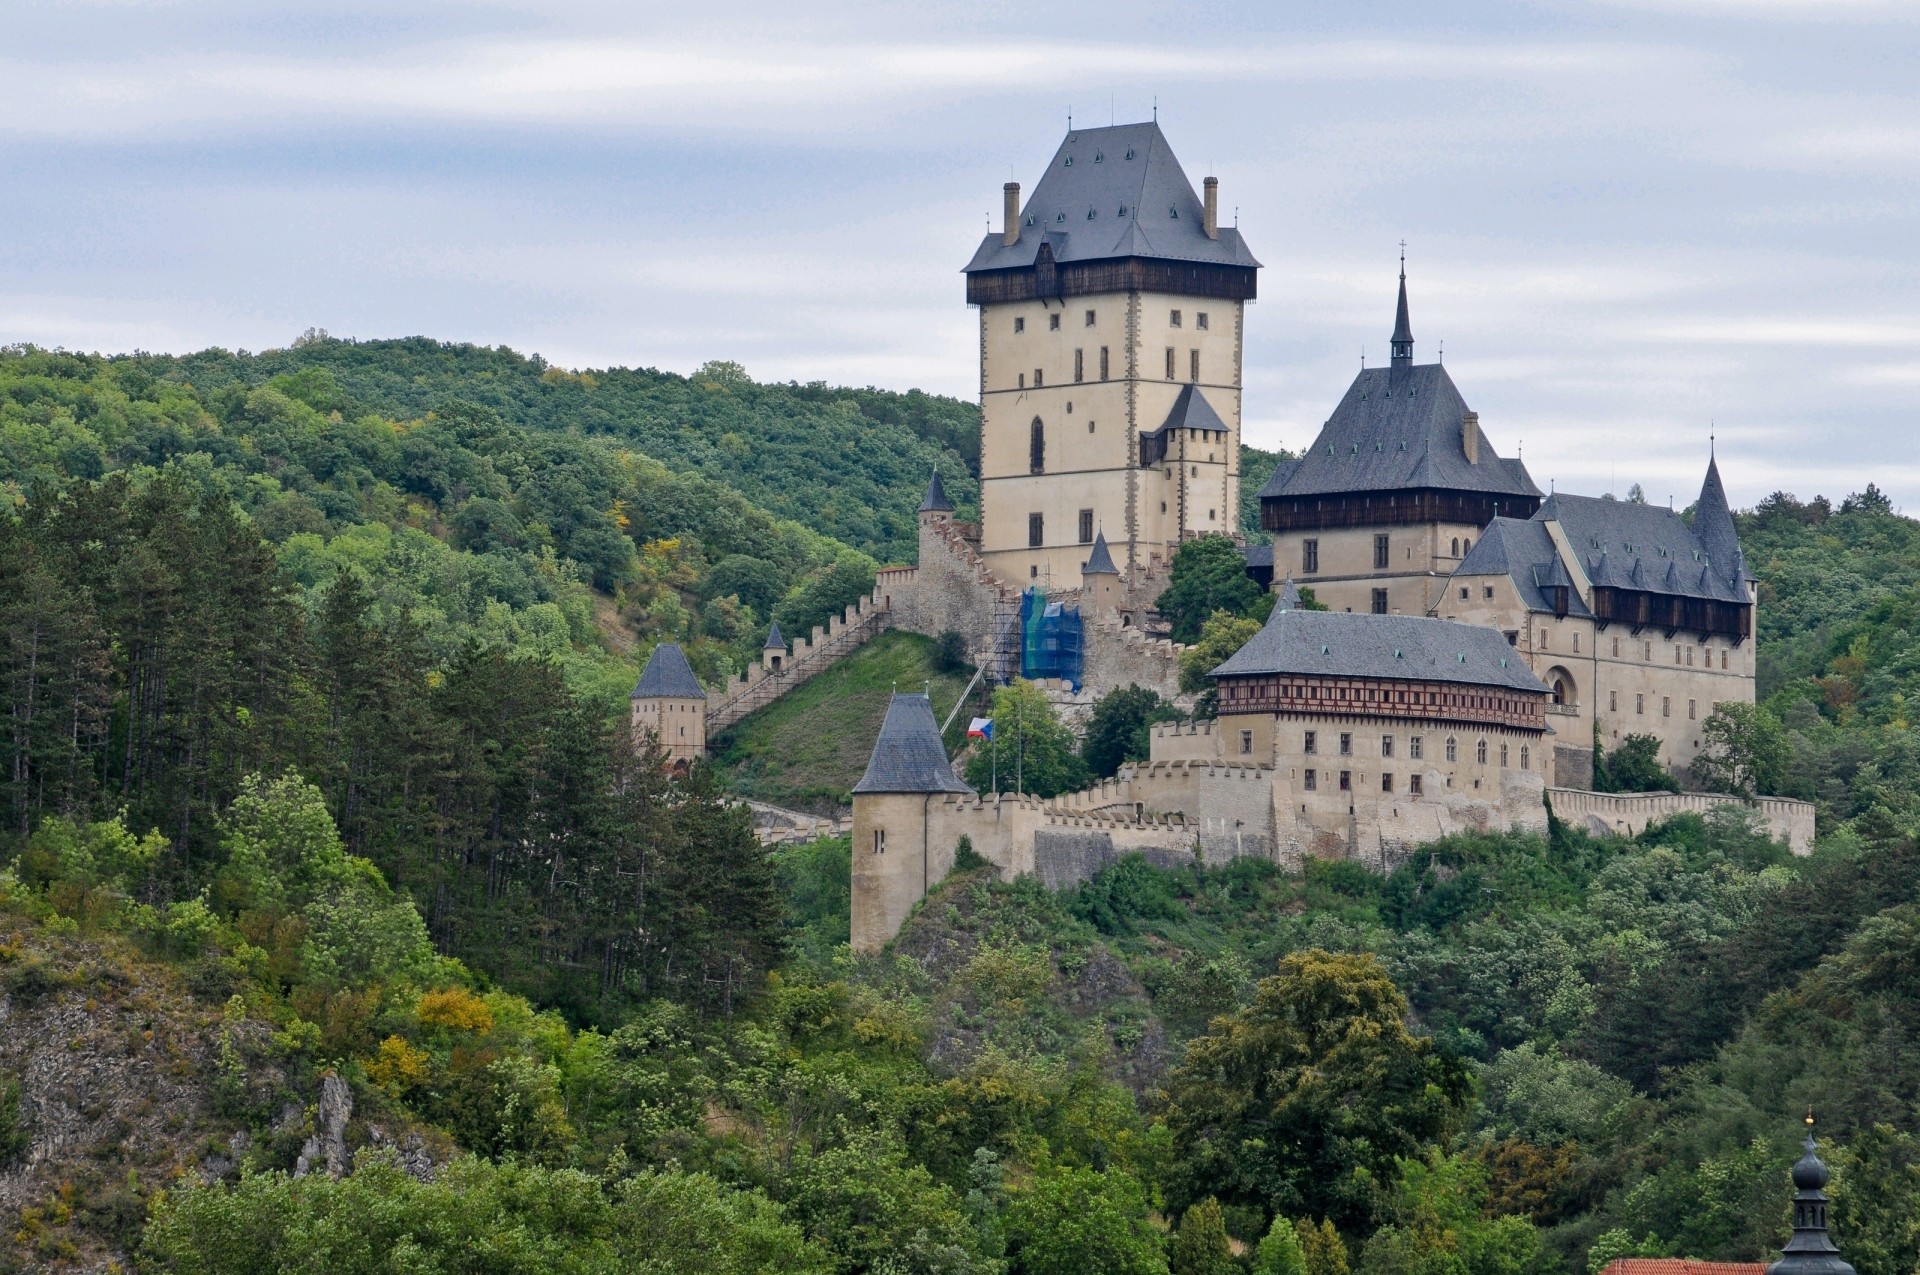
[{"left": 710, "top": 631, "right": 977, "bottom": 812}]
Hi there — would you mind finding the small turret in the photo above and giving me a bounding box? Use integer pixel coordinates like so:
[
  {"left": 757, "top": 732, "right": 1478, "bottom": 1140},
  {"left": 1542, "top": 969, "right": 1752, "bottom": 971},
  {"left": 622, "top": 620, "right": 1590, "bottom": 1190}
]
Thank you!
[
  {"left": 762, "top": 620, "right": 788, "bottom": 672},
  {"left": 630, "top": 642, "right": 707, "bottom": 771},
  {"left": 1767, "top": 1117, "right": 1855, "bottom": 1275},
  {"left": 851, "top": 694, "right": 976, "bottom": 954},
  {"left": 1275, "top": 577, "right": 1302, "bottom": 612},
  {"left": 1693, "top": 449, "right": 1754, "bottom": 592},
  {"left": 1079, "top": 528, "right": 1122, "bottom": 619},
  {"left": 1391, "top": 252, "right": 1414, "bottom": 369}
]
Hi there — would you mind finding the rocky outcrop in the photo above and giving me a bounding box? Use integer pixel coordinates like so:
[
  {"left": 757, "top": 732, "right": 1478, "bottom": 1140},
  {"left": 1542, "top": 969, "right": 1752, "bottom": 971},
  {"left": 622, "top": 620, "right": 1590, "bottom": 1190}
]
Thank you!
[{"left": 295, "top": 1070, "right": 353, "bottom": 1179}]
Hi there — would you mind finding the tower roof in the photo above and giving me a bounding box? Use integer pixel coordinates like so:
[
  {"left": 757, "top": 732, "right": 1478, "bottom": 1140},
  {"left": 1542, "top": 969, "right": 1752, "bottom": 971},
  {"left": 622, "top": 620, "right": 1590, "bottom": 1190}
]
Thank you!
[
  {"left": 1768, "top": 1125, "right": 1854, "bottom": 1275},
  {"left": 1082, "top": 529, "right": 1119, "bottom": 575},
  {"left": 853, "top": 694, "right": 975, "bottom": 795},
  {"left": 919, "top": 469, "right": 955, "bottom": 514},
  {"left": 631, "top": 642, "right": 705, "bottom": 700},
  {"left": 1259, "top": 362, "right": 1541, "bottom": 501},
  {"left": 763, "top": 620, "right": 787, "bottom": 650},
  {"left": 963, "top": 121, "right": 1260, "bottom": 275},
  {"left": 1275, "top": 577, "right": 1303, "bottom": 611},
  {"left": 1693, "top": 453, "right": 1756, "bottom": 585},
  {"left": 1391, "top": 260, "right": 1414, "bottom": 364},
  {"left": 1536, "top": 493, "right": 1751, "bottom": 605}
]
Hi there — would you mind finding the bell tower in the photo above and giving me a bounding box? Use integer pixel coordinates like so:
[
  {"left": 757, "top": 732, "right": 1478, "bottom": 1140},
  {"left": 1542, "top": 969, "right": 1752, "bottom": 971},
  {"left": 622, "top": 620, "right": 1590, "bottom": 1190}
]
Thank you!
[{"left": 961, "top": 122, "right": 1260, "bottom": 587}]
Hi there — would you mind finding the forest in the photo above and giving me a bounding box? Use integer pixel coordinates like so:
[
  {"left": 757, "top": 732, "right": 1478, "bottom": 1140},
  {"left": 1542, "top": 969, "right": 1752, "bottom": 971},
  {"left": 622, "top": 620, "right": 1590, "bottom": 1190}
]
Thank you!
[{"left": 4, "top": 339, "right": 1920, "bottom": 1274}]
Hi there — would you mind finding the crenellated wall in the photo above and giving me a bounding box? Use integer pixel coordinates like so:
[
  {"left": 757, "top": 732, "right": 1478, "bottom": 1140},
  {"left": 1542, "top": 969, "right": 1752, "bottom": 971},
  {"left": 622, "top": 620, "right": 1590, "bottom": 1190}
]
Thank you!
[
  {"left": 707, "top": 593, "right": 893, "bottom": 733},
  {"left": 1545, "top": 787, "right": 1814, "bottom": 855}
]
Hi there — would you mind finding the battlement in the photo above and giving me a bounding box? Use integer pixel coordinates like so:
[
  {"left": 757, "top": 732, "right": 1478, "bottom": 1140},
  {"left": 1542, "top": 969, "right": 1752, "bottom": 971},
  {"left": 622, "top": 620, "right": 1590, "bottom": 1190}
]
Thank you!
[{"left": 708, "top": 592, "right": 892, "bottom": 733}]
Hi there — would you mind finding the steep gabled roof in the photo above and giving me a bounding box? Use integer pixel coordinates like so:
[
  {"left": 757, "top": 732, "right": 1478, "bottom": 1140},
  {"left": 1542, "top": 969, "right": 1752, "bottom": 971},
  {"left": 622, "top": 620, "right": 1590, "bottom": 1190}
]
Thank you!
[
  {"left": 632, "top": 642, "right": 705, "bottom": 700},
  {"left": 1149, "top": 383, "right": 1230, "bottom": 437},
  {"left": 763, "top": 621, "right": 787, "bottom": 651},
  {"left": 1258, "top": 362, "right": 1541, "bottom": 501},
  {"left": 853, "top": 694, "right": 975, "bottom": 795},
  {"left": 1539, "top": 493, "right": 1749, "bottom": 604},
  {"left": 963, "top": 121, "right": 1259, "bottom": 275},
  {"left": 1210, "top": 608, "right": 1549, "bottom": 694},
  {"left": 1454, "top": 517, "right": 1593, "bottom": 617}
]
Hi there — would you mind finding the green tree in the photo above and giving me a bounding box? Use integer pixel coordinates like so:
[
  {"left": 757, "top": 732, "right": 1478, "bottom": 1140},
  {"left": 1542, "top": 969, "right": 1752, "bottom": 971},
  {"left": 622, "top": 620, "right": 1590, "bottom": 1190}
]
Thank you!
[
  {"left": 1158, "top": 537, "right": 1266, "bottom": 642},
  {"left": 1170, "top": 1197, "right": 1237, "bottom": 1275},
  {"left": 1004, "top": 1164, "right": 1167, "bottom": 1275},
  {"left": 1692, "top": 702, "right": 1788, "bottom": 797},
  {"left": 1831, "top": 1124, "right": 1920, "bottom": 1275},
  {"left": 1302, "top": 1219, "right": 1350, "bottom": 1275},
  {"left": 1586, "top": 1229, "right": 1664, "bottom": 1274},
  {"left": 1254, "top": 1217, "right": 1308, "bottom": 1275},
  {"left": 1081, "top": 684, "right": 1183, "bottom": 778},
  {"left": 1179, "top": 611, "right": 1263, "bottom": 697},
  {"left": 1594, "top": 731, "right": 1680, "bottom": 794},
  {"left": 961, "top": 680, "right": 1091, "bottom": 798},
  {"left": 1164, "top": 949, "right": 1473, "bottom": 1230},
  {"left": 1357, "top": 1155, "right": 1539, "bottom": 1275}
]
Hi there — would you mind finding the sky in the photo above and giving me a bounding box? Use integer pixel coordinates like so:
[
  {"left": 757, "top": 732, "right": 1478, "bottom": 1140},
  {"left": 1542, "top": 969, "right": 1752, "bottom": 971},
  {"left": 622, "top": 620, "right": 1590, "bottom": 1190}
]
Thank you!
[{"left": 3, "top": 1, "right": 1917, "bottom": 511}]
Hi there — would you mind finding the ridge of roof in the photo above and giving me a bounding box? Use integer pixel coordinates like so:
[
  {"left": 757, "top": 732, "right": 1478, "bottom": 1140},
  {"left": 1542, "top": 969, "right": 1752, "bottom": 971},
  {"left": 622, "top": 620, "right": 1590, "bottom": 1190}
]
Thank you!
[
  {"left": 962, "top": 121, "right": 1260, "bottom": 274},
  {"left": 631, "top": 642, "right": 705, "bottom": 700},
  {"left": 1147, "top": 384, "right": 1230, "bottom": 438},
  {"left": 764, "top": 620, "right": 787, "bottom": 650},
  {"left": 853, "top": 694, "right": 975, "bottom": 795},
  {"left": 1537, "top": 492, "right": 1749, "bottom": 604}
]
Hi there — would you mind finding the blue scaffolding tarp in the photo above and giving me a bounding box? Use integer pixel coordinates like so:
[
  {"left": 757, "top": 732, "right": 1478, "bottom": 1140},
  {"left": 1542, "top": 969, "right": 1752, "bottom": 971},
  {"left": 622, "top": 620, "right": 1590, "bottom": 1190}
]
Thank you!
[{"left": 1018, "top": 589, "right": 1083, "bottom": 691}]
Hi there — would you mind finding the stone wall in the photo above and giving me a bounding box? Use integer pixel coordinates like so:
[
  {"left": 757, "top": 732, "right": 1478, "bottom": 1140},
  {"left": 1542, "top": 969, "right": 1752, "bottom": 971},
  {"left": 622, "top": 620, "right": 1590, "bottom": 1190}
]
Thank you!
[{"left": 1546, "top": 787, "right": 1815, "bottom": 855}]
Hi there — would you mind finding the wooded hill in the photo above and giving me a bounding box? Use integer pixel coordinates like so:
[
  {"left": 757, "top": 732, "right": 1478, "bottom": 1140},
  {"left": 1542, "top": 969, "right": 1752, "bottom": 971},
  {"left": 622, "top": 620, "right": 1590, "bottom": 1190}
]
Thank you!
[{"left": 6, "top": 337, "right": 1920, "bottom": 1275}]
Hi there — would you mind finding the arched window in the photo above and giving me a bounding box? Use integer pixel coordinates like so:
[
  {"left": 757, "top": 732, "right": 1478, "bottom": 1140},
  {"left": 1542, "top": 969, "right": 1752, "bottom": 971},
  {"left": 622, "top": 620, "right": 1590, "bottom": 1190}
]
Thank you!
[
  {"left": 1451, "top": 537, "right": 1460, "bottom": 556},
  {"left": 1445, "top": 736, "right": 1457, "bottom": 762},
  {"left": 1500, "top": 743, "right": 1509, "bottom": 766},
  {"left": 1547, "top": 666, "right": 1575, "bottom": 707},
  {"left": 1476, "top": 739, "right": 1488, "bottom": 764},
  {"left": 1030, "top": 419, "right": 1045, "bottom": 473},
  {"left": 1520, "top": 745, "right": 1530, "bottom": 769},
  {"left": 1463, "top": 537, "right": 1472, "bottom": 553}
]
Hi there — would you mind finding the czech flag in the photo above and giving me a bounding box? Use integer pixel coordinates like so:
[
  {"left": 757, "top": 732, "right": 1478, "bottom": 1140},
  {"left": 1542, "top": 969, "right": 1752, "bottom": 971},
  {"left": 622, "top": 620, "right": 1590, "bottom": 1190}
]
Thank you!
[{"left": 967, "top": 717, "right": 993, "bottom": 740}]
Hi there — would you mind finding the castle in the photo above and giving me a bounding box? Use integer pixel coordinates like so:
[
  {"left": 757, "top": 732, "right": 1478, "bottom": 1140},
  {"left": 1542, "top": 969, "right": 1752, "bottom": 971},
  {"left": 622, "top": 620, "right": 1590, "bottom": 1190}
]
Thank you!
[{"left": 619, "top": 120, "right": 1812, "bottom": 951}]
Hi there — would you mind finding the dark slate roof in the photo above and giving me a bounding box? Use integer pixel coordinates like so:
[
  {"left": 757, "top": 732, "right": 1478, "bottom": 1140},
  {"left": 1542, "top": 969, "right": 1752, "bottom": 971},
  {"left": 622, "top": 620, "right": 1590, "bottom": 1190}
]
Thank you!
[
  {"left": 853, "top": 694, "right": 975, "bottom": 795},
  {"left": 1211, "top": 608, "right": 1550, "bottom": 694},
  {"left": 764, "top": 621, "right": 787, "bottom": 650},
  {"left": 1275, "top": 577, "right": 1303, "bottom": 610},
  {"left": 919, "top": 469, "right": 954, "bottom": 514},
  {"left": 1537, "top": 493, "right": 1750, "bottom": 604},
  {"left": 962, "top": 122, "right": 1259, "bottom": 274},
  {"left": 1241, "top": 543, "right": 1274, "bottom": 570},
  {"left": 1082, "top": 529, "right": 1119, "bottom": 574},
  {"left": 631, "top": 642, "right": 705, "bottom": 700},
  {"left": 1692, "top": 456, "right": 1756, "bottom": 585},
  {"left": 1149, "top": 384, "right": 1230, "bottom": 437},
  {"left": 1258, "top": 362, "right": 1542, "bottom": 501},
  {"left": 1392, "top": 269, "right": 1414, "bottom": 350},
  {"left": 1455, "top": 517, "right": 1594, "bottom": 617}
]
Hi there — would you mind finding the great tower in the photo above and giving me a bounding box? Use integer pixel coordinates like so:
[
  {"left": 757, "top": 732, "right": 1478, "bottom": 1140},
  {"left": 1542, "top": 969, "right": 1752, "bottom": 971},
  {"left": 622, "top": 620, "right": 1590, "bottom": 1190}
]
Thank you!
[{"left": 962, "top": 122, "right": 1260, "bottom": 587}]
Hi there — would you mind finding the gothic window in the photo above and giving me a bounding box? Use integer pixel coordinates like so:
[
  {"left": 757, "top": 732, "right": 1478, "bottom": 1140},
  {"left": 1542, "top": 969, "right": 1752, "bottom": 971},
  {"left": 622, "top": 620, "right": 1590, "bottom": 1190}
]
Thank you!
[
  {"left": 1500, "top": 743, "right": 1509, "bottom": 766},
  {"left": 1477, "top": 739, "right": 1488, "bottom": 764},
  {"left": 1445, "top": 736, "right": 1458, "bottom": 762},
  {"left": 1451, "top": 537, "right": 1460, "bottom": 556},
  {"left": 1030, "top": 419, "right": 1045, "bottom": 473},
  {"left": 1520, "top": 746, "right": 1530, "bottom": 768}
]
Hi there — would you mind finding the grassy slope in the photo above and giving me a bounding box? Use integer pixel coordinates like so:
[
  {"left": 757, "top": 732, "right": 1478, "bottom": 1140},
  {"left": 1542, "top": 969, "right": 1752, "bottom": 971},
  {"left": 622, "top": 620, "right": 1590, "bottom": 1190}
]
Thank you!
[{"left": 709, "top": 631, "right": 975, "bottom": 811}]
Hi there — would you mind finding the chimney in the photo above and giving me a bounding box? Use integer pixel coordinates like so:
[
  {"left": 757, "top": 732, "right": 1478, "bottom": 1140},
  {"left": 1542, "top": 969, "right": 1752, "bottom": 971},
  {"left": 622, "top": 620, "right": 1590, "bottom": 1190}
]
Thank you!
[
  {"left": 1462, "top": 412, "right": 1480, "bottom": 464},
  {"left": 1203, "top": 177, "right": 1219, "bottom": 240},
  {"left": 1003, "top": 183, "right": 1021, "bottom": 247}
]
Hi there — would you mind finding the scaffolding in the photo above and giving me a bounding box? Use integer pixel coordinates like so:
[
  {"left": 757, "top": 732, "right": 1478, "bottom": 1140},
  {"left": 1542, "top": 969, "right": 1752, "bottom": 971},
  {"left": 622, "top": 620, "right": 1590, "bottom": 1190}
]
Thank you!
[{"left": 1018, "top": 588, "right": 1084, "bottom": 691}]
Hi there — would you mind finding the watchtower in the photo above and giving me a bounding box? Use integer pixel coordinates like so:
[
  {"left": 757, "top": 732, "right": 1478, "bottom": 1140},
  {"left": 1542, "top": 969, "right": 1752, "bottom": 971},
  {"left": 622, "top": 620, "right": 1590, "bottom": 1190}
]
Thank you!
[
  {"left": 629, "top": 642, "right": 707, "bottom": 771},
  {"left": 962, "top": 121, "right": 1259, "bottom": 586}
]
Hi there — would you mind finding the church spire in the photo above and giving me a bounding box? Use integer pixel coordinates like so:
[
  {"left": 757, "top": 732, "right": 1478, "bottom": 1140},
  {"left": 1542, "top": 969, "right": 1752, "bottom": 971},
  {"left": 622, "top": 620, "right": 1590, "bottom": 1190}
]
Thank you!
[{"left": 1391, "top": 245, "right": 1414, "bottom": 368}]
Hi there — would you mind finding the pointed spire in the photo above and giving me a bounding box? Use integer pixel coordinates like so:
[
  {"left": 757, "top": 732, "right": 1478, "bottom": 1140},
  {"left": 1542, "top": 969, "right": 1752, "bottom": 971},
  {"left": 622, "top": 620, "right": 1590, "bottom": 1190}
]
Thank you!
[
  {"left": 1767, "top": 1117, "right": 1854, "bottom": 1275},
  {"left": 763, "top": 620, "right": 787, "bottom": 651},
  {"left": 918, "top": 468, "right": 954, "bottom": 514},
  {"left": 853, "top": 693, "right": 974, "bottom": 795},
  {"left": 1081, "top": 529, "right": 1119, "bottom": 575},
  {"left": 1693, "top": 451, "right": 1754, "bottom": 586},
  {"left": 1275, "top": 577, "right": 1302, "bottom": 612},
  {"left": 1391, "top": 244, "right": 1414, "bottom": 367}
]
